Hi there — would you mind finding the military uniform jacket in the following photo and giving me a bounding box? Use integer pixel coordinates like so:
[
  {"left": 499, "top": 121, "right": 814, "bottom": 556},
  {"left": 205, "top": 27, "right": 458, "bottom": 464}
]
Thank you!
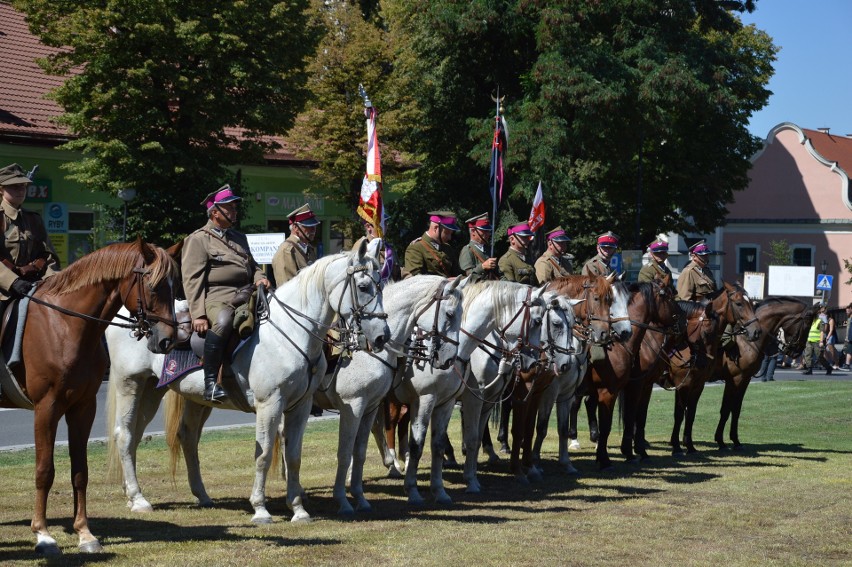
[
  {"left": 404, "top": 232, "right": 458, "bottom": 277},
  {"left": 499, "top": 248, "right": 538, "bottom": 285},
  {"left": 582, "top": 253, "right": 613, "bottom": 277},
  {"left": 182, "top": 220, "right": 265, "bottom": 321},
  {"left": 272, "top": 233, "right": 317, "bottom": 286},
  {"left": 459, "top": 241, "right": 500, "bottom": 283},
  {"left": 638, "top": 260, "right": 673, "bottom": 286},
  {"left": 0, "top": 199, "right": 60, "bottom": 298},
  {"left": 676, "top": 260, "right": 717, "bottom": 301},
  {"left": 534, "top": 250, "right": 573, "bottom": 283}
]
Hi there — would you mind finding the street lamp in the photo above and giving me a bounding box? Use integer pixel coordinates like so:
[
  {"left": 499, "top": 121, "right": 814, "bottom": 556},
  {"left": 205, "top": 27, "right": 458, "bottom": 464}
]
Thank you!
[{"left": 117, "top": 188, "right": 136, "bottom": 242}]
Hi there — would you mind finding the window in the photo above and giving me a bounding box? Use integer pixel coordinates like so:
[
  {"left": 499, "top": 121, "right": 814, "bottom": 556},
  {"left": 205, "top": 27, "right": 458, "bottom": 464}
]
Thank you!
[
  {"left": 792, "top": 246, "right": 814, "bottom": 267},
  {"left": 68, "top": 211, "right": 95, "bottom": 264},
  {"left": 736, "top": 245, "right": 759, "bottom": 273}
]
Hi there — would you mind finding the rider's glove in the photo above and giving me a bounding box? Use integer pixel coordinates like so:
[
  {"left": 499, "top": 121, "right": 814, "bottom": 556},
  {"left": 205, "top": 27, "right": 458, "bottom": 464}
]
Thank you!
[{"left": 9, "top": 278, "right": 34, "bottom": 298}]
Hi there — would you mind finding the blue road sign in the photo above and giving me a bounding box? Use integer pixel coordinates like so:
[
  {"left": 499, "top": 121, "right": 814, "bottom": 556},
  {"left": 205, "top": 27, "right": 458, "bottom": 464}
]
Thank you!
[
  {"left": 816, "top": 274, "right": 833, "bottom": 291},
  {"left": 609, "top": 253, "right": 623, "bottom": 274}
]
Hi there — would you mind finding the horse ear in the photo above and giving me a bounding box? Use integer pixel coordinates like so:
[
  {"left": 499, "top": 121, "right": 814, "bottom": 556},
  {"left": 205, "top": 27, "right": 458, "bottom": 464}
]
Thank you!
[
  {"left": 138, "top": 239, "right": 156, "bottom": 264},
  {"left": 366, "top": 237, "right": 382, "bottom": 260},
  {"left": 533, "top": 284, "right": 548, "bottom": 301},
  {"left": 605, "top": 272, "right": 616, "bottom": 283},
  {"left": 569, "top": 298, "right": 585, "bottom": 307},
  {"left": 448, "top": 275, "right": 466, "bottom": 292},
  {"left": 165, "top": 240, "right": 184, "bottom": 260},
  {"left": 356, "top": 237, "right": 370, "bottom": 261}
]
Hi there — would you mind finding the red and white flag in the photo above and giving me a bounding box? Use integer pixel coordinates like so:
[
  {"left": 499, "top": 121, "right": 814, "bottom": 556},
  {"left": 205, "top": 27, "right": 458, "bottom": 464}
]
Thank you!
[
  {"left": 357, "top": 104, "right": 384, "bottom": 237},
  {"left": 528, "top": 181, "right": 545, "bottom": 232}
]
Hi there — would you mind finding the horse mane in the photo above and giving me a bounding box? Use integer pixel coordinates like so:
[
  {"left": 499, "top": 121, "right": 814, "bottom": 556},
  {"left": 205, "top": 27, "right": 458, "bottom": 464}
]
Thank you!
[
  {"left": 462, "top": 280, "right": 525, "bottom": 325},
  {"left": 677, "top": 300, "right": 708, "bottom": 318},
  {"left": 627, "top": 281, "right": 657, "bottom": 308},
  {"left": 755, "top": 296, "right": 807, "bottom": 311},
  {"left": 295, "top": 249, "right": 380, "bottom": 303},
  {"left": 38, "top": 241, "right": 178, "bottom": 296},
  {"left": 547, "top": 274, "right": 613, "bottom": 302}
]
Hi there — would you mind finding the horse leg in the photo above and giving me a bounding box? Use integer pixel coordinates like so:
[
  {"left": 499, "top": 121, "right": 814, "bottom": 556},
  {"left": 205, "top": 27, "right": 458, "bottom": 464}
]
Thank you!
[
  {"left": 510, "top": 392, "right": 529, "bottom": 483},
  {"left": 480, "top": 417, "right": 500, "bottom": 463},
  {"left": 619, "top": 384, "right": 639, "bottom": 462},
  {"left": 586, "top": 395, "right": 600, "bottom": 443},
  {"left": 461, "top": 389, "right": 484, "bottom": 493},
  {"left": 397, "top": 403, "right": 411, "bottom": 474},
  {"left": 65, "top": 400, "right": 103, "bottom": 553},
  {"left": 729, "top": 379, "right": 751, "bottom": 449},
  {"left": 249, "top": 395, "right": 285, "bottom": 524},
  {"left": 671, "top": 388, "right": 686, "bottom": 455},
  {"left": 715, "top": 379, "right": 737, "bottom": 449},
  {"left": 566, "top": 393, "right": 581, "bottom": 450},
  {"left": 350, "top": 403, "right": 382, "bottom": 513},
  {"left": 30, "top": 402, "right": 62, "bottom": 556},
  {"left": 177, "top": 398, "right": 215, "bottom": 507},
  {"left": 370, "top": 401, "right": 398, "bottom": 475},
  {"left": 497, "top": 395, "right": 512, "bottom": 454},
  {"left": 430, "top": 400, "right": 457, "bottom": 505},
  {"left": 404, "top": 396, "right": 432, "bottom": 506},
  {"left": 634, "top": 379, "right": 654, "bottom": 459},
  {"left": 595, "top": 391, "right": 615, "bottom": 471},
  {"left": 523, "top": 393, "right": 543, "bottom": 481},
  {"left": 441, "top": 429, "right": 459, "bottom": 469},
  {"left": 555, "top": 395, "right": 579, "bottom": 474},
  {"left": 334, "top": 404, "right": 358, "bottom": 516},
  {"left": 683, "top": 382, "right": 706, "bottom": 454},
  {"left": 532, "top": 378, "right": 559, "bottom": 468},
  {"left": 282, "top": 398, "right": 314, "bottom": 523}
]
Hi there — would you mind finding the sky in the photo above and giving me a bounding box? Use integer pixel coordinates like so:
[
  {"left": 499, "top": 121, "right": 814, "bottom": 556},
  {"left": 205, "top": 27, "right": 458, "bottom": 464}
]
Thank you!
[{"left": 740, "top": 0, "right": 852, "bottom": 139}]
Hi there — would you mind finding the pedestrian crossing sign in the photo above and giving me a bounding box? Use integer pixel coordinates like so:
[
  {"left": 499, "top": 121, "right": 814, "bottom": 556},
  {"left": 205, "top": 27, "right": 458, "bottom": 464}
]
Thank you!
[{"left": 815, "top": 274, "right": 833, "bottom": 291}]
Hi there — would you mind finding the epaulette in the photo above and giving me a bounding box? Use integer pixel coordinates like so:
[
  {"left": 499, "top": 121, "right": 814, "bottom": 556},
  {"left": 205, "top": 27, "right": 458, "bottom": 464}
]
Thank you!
[{"left": 409, "top": 237, "right": 422, "bottom": 245}]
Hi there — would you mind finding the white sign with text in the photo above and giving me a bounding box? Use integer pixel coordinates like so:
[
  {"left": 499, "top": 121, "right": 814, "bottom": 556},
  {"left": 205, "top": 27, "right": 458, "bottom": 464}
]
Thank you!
[
  {"left": 767, "top": 265, "right": 815, "bottom": 297},
  {"left": 246, "top": 233, "right": 286, "bottom": 264}
]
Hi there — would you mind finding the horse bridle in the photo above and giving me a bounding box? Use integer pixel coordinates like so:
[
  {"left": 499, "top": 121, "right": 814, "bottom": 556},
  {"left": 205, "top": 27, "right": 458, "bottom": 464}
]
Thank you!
[
  {"left": 720, "top": 289, "right": 760, "bottom": 340},
  {"left": 25, "top": 261, "right": 177, "bottom": 340},
  {"left": 576, "top": 283, "right": 630, "bottom": 345},
  {"left": 774, "top": 309, "right": 811, "bottom": 357},
  {"left": 334, "top": 263, "right": 389, "bottom": 351},
  {"left": 397, "top": 281, "right": 460, "bottom": 367}
]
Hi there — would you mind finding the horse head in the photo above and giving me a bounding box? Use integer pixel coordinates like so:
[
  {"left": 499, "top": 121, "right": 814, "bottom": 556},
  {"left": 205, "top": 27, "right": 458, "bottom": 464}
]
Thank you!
[
  {"left": 330, "top": 239, "right": 390, "bottom": 352},
  {"left": 412, "top": 276, "right": 465, "bottom": 370},
  {"left": 716, "top": 281, "right": 761, "bottom": 342},
  {"left": 123, "top": 240, "right": 180, "bottom": 354},
  {"left": 540, "top": 291, "right": 583, "bottom": 374}
]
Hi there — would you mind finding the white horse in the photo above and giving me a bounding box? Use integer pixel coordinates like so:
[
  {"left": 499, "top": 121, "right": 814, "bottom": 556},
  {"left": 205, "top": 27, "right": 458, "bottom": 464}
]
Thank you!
[
  {"left": 106, "top": 242, "right": 389, "bottom": 523},
  {"left": 312, "top": 275, "right": 466, "bottom": 515},
  {"left": 461, "top": 290, "right": 582, "bottom": 487},
  {"left": 374, "top": 281, "right": 574, "bottom": 504}
]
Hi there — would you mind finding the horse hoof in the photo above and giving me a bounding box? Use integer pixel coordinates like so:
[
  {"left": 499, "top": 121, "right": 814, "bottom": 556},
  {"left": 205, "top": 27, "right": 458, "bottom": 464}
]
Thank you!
[
  {"left": 568, "top": 439, "right": 581, "bottom": 451},
  {"left": 290, "top": 511, "right": 312, "bottom": 524},
  {"left": 198, "top": 499, "right": 215, "bottom": 508},
  {"left": 562, "top": 464, "right": 580, "bottom": 476},
  {"left": 387, "top": 467, "right": 404, "bottom": 479},
  {"left": 434, "top": 493, "right": 453, "bottom": 506},
  {"left": 514, "top": 473, "right": 530, "bottom": 486},
  {"left": 499, "top": 443, "right": 510, "bottom": 455},
  {"left": 671, "top": 448, "right": 684, "bottom": 456},
  {"left": 487, "top": 453, "right": 501, "bottom": 465},
  {"left": 355, "top": 502, "right": 373, "bottom": 514},
  {"left": 407, "top": 494, "right": 426, "bottom": 507},
  {"left": 130, "top": 501, "right": 154, "bottom": 513},
  {"left": 79, "top": 539, "right": 103, "bottom": 554},
  {"left": 35, "top": 541, "right": 61, "bottom": 556},
  {"left": 465, "top": 482, "right": 481, "bottom": 494},
  {"left": 443, "top": 459, "right": 460, "bottom": 470},
  {"left": 251, "top": 511, "right": 274, "bottom": 524},
  {"left": 527, "top": 468, "right": 543, "bottom": 483}
]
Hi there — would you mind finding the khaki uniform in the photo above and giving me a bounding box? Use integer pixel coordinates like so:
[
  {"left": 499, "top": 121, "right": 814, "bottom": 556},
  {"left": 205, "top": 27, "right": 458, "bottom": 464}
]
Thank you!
[
  {"left": 534, "top": 250, "right": 573, "bottom": 283},
  {"left": 582, "top": 253, "right": 613, "bottom": 277},
  {"left": 676, "top": 260, "right": 716, "bottom": 301},
  {"left": 459, "top": 241, "right": 500, "bottom": 283},
  {"left": 404, "top": 232, "right": 458, "bottom": 277},
  {"left": 272, "top": 233, "right": 317, "bottom": 286},
  {"left": 0, "top": 199, "right": 60, "bottom": 299},
  {"left": 638, "top": 260, "right": 673, "bottom": 287},
  {"left": 499, "top": 248, "right": 537, "bottom": 285},
  {"left": 182, "top": 220, "right": 266, "bottom": 323}
]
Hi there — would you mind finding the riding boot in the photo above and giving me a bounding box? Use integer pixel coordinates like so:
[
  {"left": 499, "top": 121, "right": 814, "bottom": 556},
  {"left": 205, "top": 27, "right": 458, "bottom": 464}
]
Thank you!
[{"left": 202, "top": 331, "right": 228, "bottom": 403}]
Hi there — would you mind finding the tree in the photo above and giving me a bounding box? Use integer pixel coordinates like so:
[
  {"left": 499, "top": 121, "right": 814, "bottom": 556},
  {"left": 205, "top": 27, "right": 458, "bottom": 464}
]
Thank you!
[
  {"left": 14, "top": 0, "right": 317, "bottom": 243},
  {"left": 381, "top": 0, "right": 777, "bottom": 260},
  {"left": 765, "top": 239, "right": 793, "bottom": 267}
]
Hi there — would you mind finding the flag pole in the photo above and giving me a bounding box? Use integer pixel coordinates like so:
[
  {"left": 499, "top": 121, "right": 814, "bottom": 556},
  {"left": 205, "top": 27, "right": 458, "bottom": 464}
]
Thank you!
[{"left": 489, "top": 88, "right": 503, "bottom": 258}]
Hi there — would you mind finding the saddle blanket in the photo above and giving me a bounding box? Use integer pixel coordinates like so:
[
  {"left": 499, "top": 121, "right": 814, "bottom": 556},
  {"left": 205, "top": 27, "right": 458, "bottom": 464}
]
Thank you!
[{"left": 157, "top": 348, "right": 201, "bottom": 388}]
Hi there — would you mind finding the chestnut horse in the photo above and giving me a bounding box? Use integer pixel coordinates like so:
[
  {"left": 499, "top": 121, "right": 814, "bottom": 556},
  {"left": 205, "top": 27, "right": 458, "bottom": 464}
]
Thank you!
[
  {"left": 0, "top": 240, "right": 179, "bottom": 556},
  {"left": 666, "top": 283, "right": 761, "bottom": 454},
  {"left": 714, "top": 297, "right": 814, "bottom": 449}
]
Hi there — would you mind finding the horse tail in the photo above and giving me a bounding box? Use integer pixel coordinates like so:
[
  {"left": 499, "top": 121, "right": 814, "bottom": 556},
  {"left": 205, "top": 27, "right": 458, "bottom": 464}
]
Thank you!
[
  {"left": 617, "top": 389, "right": 625, "bottom": 430},
  {"left": 164, "top": 390, "right": 185, "bottom": 481},
  {"left": 271, "top": 429, "right": 282, "bottom": 479},
  {"left": 105, "top": 370, "right": 122, "bottom": 483}
]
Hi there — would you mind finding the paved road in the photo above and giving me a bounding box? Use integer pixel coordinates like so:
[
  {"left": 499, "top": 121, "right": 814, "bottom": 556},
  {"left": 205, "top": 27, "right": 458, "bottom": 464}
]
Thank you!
[
  {"left": 0, "top": 381, "right": 263, "bottom": 452},
  {"left": 2, "top": 366, "right": 847, "bottom": 452}
]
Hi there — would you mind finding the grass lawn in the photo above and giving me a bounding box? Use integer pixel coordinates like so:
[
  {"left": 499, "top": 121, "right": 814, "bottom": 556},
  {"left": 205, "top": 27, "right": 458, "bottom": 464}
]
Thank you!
[{"left": 1, "top": 380, "right": 850, "bottom": 566}]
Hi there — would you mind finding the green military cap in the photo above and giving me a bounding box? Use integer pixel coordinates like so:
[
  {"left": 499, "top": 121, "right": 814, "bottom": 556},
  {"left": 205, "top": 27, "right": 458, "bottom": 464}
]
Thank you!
[
  {"left": 465, "top": 213, "right": 492, "bottom": 231},
  {"left": 427, "top": 210, "right": 460, "bottom": 231},
  {"left": 0, "top": 163, "right": 32, "bottom": 186},
  {"left": 288, "top": 203, "right": 320, "bottom": 226}
]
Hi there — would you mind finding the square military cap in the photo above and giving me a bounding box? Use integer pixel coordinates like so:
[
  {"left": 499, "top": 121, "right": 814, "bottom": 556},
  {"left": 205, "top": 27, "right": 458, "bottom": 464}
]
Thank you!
[
  {"left": 427, "top": 210, "right": 460, "bottom": 231},
  {"left": 648, "top": 239, "right": 669, "bottom": 253},
  {"left": 546, "top": 226, "right": 571, "bottom": 242},
  {"left": 597, "top": 231, "right": 620, "bottom": 248},
  {"left": 689, "top": 240, "right": 712, "bottom": 255},
  {"left": 465, "top": 213, "right": 492, "bottom": 231},
  {"left": 0, "top": 163, "right": 32, "bottom": 186},
  {"left": 288, "top": 203, "right": 320, "bottom": 226},
  {"left": 201, "top": 184, "right": 242, "bottom": 210},
  {"left": 507, "top": 222, "right": 534, "bottom": 237}
]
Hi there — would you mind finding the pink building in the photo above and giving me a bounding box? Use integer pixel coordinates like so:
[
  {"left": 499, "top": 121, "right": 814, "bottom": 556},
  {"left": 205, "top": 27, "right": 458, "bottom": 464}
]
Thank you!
[{"left": 717, "top": 122, "right": 852, "bottom": 307}]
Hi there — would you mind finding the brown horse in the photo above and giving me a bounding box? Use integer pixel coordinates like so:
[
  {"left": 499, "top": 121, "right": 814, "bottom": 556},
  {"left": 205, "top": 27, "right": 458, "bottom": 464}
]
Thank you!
[
  {"left": 666, "top": 282, "right": 761, "bottom": 454},
  {"left": 0, "top": 240, "right": 179, "bottom": 556},
  {"left": 714, "top": 297, "right": 814, "bottom": 449}
]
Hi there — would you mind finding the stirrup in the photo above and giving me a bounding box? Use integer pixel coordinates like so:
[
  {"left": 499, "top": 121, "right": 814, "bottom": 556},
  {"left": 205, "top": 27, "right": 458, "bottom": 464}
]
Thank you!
[{"left": 204, "top": 385, "right": 227, "bottom": 403}]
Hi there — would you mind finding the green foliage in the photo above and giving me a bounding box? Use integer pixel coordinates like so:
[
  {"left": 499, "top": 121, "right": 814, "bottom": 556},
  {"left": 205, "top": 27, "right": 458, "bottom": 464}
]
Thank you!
[
  {"left": 13, "top": 0, "right": 318, "bottom": 244},
  {"left": 765, "top": 239, "right": 793, "bottom": 267}
]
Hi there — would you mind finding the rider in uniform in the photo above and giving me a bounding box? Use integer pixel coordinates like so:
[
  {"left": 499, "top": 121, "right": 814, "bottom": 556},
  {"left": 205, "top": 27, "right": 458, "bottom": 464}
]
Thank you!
[
  {"left": 0, "top": 164, "right": 60, "bottom": 300},
  {"left": 352, "top": 212, "right": 401, "bottom": 284},
  {"left": 676, "top": 240, "right": 717, "bottom": 301},
  {"left": 499, "top": 221, "right": 537, "bottom": 285},
  {"left": 182, "top": 185, "right": 270, "bottom": 402},
  {"left": 534, "top": 226, "right": 573, "bottom": 283},
  {"left": 404, "top": 210, "right": 460, "bottom": 277},
  {"left": 582, "top": 231, "right": 619, "bottom": 277},
  {"left": 637, "top": 238, "right": 673, "bottom": 289},
  {"left": 458, "top": 213, "right": 500, "bottom": 283},
  {"left": 272, "top": 203, "right": 319, "bottom": 286}
]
